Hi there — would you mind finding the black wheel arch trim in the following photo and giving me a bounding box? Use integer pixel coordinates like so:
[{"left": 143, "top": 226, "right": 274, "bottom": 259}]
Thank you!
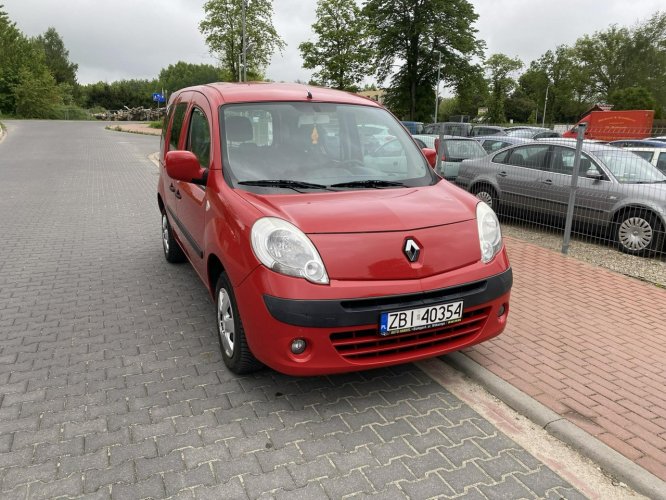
[{"left": 263, "top": 268, "right": 512, "bottom": 328}]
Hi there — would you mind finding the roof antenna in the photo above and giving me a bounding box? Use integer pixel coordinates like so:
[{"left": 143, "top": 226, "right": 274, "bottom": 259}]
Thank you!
[{"left": 306, "top": 89, "right": 313, "bottom": 99}]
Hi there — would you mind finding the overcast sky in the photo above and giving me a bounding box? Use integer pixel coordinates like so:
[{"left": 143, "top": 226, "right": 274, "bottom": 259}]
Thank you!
[{"left": 2, "top": 0, "right": 664, "bottom": 88}]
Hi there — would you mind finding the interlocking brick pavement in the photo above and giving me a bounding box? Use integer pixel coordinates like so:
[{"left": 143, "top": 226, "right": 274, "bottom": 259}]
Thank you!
[
  {"left": 463, "top": 237, "right": 666, "bottom": 480},
  {"left": 0, "top": 121, "right": 583, "bottom": 498}
]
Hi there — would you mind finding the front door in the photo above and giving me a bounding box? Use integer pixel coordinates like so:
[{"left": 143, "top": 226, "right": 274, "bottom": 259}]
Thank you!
[{"left": 175, "top": 93, "right": 214, "bottom": 276}]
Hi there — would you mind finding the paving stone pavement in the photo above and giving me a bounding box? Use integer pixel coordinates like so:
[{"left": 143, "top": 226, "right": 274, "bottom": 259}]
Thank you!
[{"left": 0, "top": 121, "right": 584, "bottom": 499}]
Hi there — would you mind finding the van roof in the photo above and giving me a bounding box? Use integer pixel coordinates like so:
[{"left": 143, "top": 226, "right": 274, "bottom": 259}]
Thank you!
[{"left": 171, "top": 82, "right": 381, "bottom": 107}]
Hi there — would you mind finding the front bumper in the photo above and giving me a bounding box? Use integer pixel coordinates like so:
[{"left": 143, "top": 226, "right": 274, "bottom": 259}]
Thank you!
[{"left": 234, "top": 262, "right": 512, "bottom": 376}]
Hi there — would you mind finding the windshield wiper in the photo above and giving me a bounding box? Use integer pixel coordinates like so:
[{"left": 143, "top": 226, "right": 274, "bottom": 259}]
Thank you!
[
  {"left": 329, "top": 179, "right": 405, "bottom": 188},
  {"left": 238, "top": 179, "right": 331, "bottom": 190}
]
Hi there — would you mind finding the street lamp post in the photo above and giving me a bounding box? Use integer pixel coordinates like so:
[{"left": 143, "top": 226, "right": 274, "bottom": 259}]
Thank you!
[
  {"left": 541, "top": 84, "right": 549, "bottom": 127},
  {"left": 239, "top": 0, "right": 247, "bottom": 81},
  {"left": 434, "top": 50, "right": 441, "bottom": 123}
]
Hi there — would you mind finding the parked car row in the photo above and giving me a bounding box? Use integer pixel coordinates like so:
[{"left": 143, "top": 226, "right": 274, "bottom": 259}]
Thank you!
[{"left": 454, "top": 140, "right": 666, "bottom": 256}]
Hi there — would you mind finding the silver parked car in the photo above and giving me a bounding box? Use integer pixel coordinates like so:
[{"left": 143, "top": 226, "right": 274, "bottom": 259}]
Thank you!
[{"left": 456, "top": 141, "right": 666, "bottom": 255}]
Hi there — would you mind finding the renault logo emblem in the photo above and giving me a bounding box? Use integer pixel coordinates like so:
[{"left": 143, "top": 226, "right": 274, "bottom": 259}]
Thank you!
[{"left": 403, "top": 238, "right": 420, "bottom": 262}]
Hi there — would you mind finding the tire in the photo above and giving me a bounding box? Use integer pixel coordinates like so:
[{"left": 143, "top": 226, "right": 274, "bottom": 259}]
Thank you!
[
  {"left": 162, "top": 211, "right": 186, "bottom": 263},
  {"left": 614, "top": 209, "right": 664, "bottom": 256},
  {"left": 215, "top": 272, "right": 262, "bottom": 374},
  {"left": 472, "top": 184, "right": 499, "bottom": 211}
]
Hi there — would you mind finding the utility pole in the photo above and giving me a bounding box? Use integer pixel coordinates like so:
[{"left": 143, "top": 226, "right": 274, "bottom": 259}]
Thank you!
[
  {"left": 242, "top": 0, "right": 247, "bottom": 82},
  {"left": 542, "top": 84, "right": 549, "bottom": 127},
  {"left": 434, "top": 50, "right": 441, "bottom": 123}
]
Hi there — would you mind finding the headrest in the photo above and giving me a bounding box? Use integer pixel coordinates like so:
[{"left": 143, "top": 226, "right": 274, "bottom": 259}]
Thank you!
[{"left": 225, "top": 115, "right": 253, "bottom": 142}]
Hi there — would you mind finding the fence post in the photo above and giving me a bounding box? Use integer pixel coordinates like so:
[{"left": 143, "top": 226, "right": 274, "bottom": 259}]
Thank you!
[
  {"left": 435, "top": 133, "right": 443, "bottom": 174},
  {"left": 561, "top": 123, "right": 587, "bottom": 254}
]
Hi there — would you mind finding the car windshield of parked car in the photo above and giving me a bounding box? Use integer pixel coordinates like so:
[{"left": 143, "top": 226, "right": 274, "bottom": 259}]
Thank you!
[
  {"left": 594, "top": 149, "right": 666, "bottom": 183},
  {"left": 504, "top": 128, "right": 535, "bottom": 138},
  {"left": 445, "top": 140, "right": 486, "bottom": 160},
  {"left": 221, "top": 102, "right": 435, "bottom": 192}
]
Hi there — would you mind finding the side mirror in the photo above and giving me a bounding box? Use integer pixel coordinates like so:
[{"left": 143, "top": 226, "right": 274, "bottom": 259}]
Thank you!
[
  {"left": 165, "top": 151, "right": 206, "bottom": 185},
  {"left": 422, "top": 148, "right": 437, "bottom": 168},
  {"left": 586, "top": 169, "right": 603, "bottom": 180}
]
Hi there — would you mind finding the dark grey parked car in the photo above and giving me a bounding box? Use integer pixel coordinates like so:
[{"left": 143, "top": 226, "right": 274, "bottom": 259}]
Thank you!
[
  {"left": 456, "top": 141, "right": 666, "bottom": 255},
  {"left": 474, "top": 135, "right": 533, "bottom": 153}
]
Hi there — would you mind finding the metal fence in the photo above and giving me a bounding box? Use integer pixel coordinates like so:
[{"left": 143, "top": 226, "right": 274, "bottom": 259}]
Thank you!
[{"left": 434, "top": 124, "right": 666, "bottom": 263}]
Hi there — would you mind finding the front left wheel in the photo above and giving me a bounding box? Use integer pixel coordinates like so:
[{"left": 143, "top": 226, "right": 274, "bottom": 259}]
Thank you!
[{"left": 215, "top": 272, "right": 262, "bottom": 374}]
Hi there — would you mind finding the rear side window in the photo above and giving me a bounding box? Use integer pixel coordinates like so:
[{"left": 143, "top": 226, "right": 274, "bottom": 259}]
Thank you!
[
  {"left": 657, "top": 152, "right": 666, "bottom": 173},
  {"left": 493, "top": 150, "right": 510, "bottom": 164},
  {"left": 187, "top": 108, "right": 211, "bottom": 167},
  {"left": 169, "top": 103, "right": 188, "bottom": 150},
  {"left": 483, "top": 140, "right": 510, "bottom": 153},
  {"left": 631, "top": 150, "right": 654, "bottom": 162}
]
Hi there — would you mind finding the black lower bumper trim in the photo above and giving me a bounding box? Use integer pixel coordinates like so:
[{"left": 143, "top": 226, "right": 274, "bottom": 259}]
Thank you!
[{"left": 263, "top": 268, "right": 512, "bottom": 328}]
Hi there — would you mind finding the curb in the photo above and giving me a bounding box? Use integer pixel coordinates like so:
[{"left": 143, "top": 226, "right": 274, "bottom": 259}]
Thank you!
[
  {"left": 443, "top": 351, "right": 666, "bottom": 500},
  {"left": 105, "top": 124, "right": 161, "bottom": 136}
]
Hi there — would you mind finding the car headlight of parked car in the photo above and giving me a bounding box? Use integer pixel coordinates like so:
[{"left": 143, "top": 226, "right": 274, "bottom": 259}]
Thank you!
[
  {"left": 476, "top": 202, "right": 502, "bottom": 263},
  {"left": 251, "top": 217, "right": 329, "bottom": 284}
]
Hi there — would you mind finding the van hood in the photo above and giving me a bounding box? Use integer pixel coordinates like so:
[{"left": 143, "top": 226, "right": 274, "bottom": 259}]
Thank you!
[{"left": 235, "top": 182, "right": 477, "bottom": 234}]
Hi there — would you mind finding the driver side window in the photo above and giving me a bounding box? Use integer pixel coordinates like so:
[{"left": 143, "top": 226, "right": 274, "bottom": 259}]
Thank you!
[{"left": 187, "top": 108, "right": 211, "bottom": 168}]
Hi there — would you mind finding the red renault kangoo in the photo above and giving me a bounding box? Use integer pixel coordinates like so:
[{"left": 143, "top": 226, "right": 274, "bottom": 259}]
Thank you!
[{"left": 157, "top": 83, "right": 511, "bottom": 376}]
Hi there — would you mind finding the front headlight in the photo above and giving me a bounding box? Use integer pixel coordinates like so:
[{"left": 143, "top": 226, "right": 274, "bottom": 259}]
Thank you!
[
  {"left": 476, "top": 202, "right": 502, "bottom": 263},
  {"left": 251, "top": 217, "right": 329, "bottom": 285}
]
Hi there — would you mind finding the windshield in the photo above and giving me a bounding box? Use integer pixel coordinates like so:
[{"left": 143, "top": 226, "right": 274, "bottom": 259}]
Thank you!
[
  {"left": 594, "top": 149, "right": 666, "bottom": 183},
  {"left": 221, "top": 102, "right": 435, "bottom": 192},
  {"left": 445, "top": 140, "right": 486, "bottom": 160},
  {"left": 505, "top": 128, "right": 538, "bottom": 138}
]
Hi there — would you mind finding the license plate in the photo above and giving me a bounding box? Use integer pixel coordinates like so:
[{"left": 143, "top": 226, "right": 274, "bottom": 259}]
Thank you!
[{"left": 379, "top": 301, "right": 463, "bottom": 336}]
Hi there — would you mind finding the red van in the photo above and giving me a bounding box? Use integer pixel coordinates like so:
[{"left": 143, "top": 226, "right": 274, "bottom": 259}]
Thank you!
[
  {"left": 157, "top": 83, "right": 512, "bottom": 375},
  {"left": 562, "top": 110, "right": 654, "bottom": 141}
]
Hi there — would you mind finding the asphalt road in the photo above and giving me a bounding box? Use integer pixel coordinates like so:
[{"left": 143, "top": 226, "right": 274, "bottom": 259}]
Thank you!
[{"left": 0, "top": 121, "right": 585, "bottom": 498}]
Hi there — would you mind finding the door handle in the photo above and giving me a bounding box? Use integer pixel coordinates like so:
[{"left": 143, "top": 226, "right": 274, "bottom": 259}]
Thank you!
[
  {"left": 175, "top": 190, "right": 182, "bottom": 200},
  {"left": 498, "top": 171, "right": 507, "bottom": 177},
  {"left": 541, "top": 179, "right": 553, "bottom": 185},
  {"left": 169, "top": 184, "right": 176, "bottom": 193}
]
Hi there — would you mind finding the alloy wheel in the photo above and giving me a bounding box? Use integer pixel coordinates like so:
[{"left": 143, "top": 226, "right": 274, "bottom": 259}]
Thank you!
[
  {"left": 217, "top": 288, "right": 235, "bottom": 358},
  {"left": 162, "top": 214, "right": 169, "bottom": 254}
]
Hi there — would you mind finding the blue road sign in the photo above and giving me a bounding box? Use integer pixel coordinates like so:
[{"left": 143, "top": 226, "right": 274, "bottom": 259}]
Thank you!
[{"left": 152, "top": 92, "right": 166, "bottom": 103}]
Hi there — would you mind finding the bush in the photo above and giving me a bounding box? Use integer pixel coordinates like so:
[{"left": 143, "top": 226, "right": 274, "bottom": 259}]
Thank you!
[
  {"left": 148, "top": 120, "right": 162, "bottom": 129},
  {"left": 47, "top": 105, "right": 93, "bottom": 120}
]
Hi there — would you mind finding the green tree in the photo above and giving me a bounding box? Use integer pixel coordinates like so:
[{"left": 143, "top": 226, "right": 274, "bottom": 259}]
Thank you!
[
  {"left": 299, "top": 0, "right": 374, "bottom": 91},
  {"left": 484, "top": 54, "right": 522, "bottom": 123},
  {"left": 363, "top": 0, "right": 484, "bottom": 121},
  {"left": 79, "top": 79, "right": 158, "bottom": 110},
  {"left": 609, "top": 86, "right": 656, "bottom": 110},
  {"left": 13, "top": 65, "right": 61, "bottom": 118},
  {"left": 626, "top": 12, "right": 666, "bottom": 116},
  {"left": 451, "top": 64, "right": 488, "bottom": 119},
  {"left": 199, "top": 0, "right": 285, "bottom": 82},
  {"left": 34, "top": 27, "right": 78, "bottom": 86},
  {"left": 0, "top": 6, "right": 61, "bottom": 117},
  {"left": 573, "top": 25, "right": 632, "bottom": 100},
  {"left": 159, "top": 61, "right": 228, "bottom": 93},
  {"left": 566, "top": 13, "right": 666, "bottom": 115},
  {"left": 530, "top": 47, "right": 590, "bottom": 123}
]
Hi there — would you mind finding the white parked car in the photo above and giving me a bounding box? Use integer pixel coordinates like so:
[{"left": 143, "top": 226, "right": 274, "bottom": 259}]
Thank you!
[{"left": 623, "top": 147, "right": 666, "bottom": 174}]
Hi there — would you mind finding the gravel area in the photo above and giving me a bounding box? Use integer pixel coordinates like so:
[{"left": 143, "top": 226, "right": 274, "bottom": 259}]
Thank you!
[{"left": 501, "top": 219, "right": 666, "bottom": 287}]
